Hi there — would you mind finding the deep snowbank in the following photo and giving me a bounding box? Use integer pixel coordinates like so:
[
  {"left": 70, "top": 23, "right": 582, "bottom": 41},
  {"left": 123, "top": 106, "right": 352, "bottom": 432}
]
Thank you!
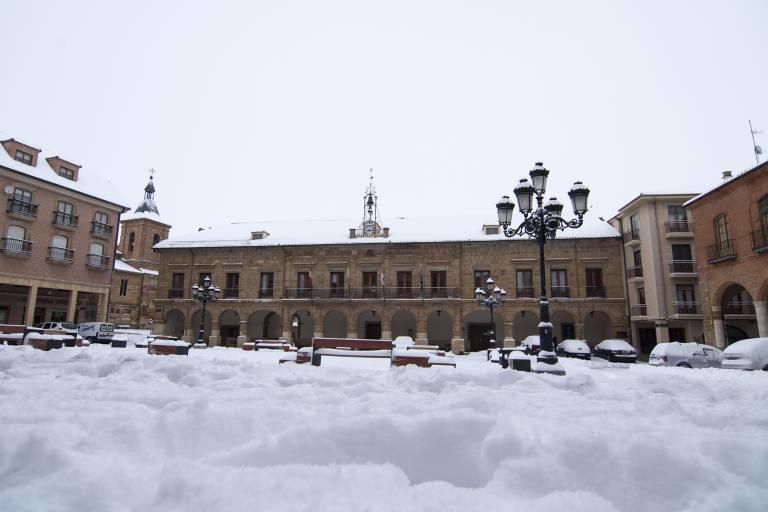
[{"left": 0, "top": 345, "right": 766, "bottom": 512}]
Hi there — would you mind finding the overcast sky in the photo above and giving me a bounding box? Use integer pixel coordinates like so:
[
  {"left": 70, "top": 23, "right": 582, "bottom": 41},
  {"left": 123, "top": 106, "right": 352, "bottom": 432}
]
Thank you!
[{"left": 1, "top": 1, "right": 766, "bottom": 236}]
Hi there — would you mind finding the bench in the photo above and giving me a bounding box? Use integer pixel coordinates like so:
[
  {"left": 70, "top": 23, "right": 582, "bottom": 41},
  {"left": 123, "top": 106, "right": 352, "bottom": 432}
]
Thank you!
[
  {"left": 279, "top": 346, "right": 312, "bottom": 364},
  {"left": 310, "top": 337, "right": 393, "bottom": 366},
  {"left": 253, "top": 340, "right": 294, "bottom": 351},
  {"left": 148, "top": 338, "right": 190, "bottom": 356},
  {"left": 27, "top": 334, "right": 67, "bottom": 351},
  {"left": 391, "top": 348, "right": 456, "bottom": 368},
  {"left": 0, "top": 324, "right": 44, "bottom": 346}
]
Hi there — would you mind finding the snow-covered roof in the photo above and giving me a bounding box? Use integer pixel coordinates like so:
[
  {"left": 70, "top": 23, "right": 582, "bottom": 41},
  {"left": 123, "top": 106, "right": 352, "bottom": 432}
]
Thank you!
[
  {"left": 114, "top": 259, "right": 143, "bottom": 274},
  {"left": 0, "top": 138, "right": 129, "bottom": 209},
  {"left": 684, "top": 160, "right": 768, "bottom": 208},
  {"left": 613, "top": 192, "right": 700, "bottom": 218},
  {"left": 156, "top": 214, "right": 620, "bottom": 250},
  {"left": 121, "top": 210, "right": 168, "bottom": 224},
  {"left": 139, "top": 268, "right": 159, "bottom": 276}
]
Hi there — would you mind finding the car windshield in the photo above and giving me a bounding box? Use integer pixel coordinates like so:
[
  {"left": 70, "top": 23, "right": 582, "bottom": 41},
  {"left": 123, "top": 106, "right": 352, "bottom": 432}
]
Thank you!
[{"left": 61, "top": 323, "right": 77, "bottom": 329}]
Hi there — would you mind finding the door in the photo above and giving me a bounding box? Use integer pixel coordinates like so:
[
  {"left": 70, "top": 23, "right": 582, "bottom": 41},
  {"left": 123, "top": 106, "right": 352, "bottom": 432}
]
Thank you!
[
  {"left": 364, "top": 322, "right": 381, "bottom": 339},
  {"left": 638, "top": 328, "right": 657, "bottom": 355},
  {"left": 468, "top": 323, "right": 494, "bottom": 352}
]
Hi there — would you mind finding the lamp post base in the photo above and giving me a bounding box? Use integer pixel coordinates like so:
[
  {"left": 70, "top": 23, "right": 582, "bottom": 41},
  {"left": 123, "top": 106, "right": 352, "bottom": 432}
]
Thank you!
[
  {"left": 192, "top": 342, "right": 208, "bottom": 349},
  {"left": 534, "top": 351, "right": 566, "bottom": 375}
]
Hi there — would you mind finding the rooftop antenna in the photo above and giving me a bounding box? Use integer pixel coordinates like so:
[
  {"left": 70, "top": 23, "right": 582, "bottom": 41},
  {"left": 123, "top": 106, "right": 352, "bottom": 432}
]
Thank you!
[{"left": 750, "top": 120, "right": 763, "bottom": 165}]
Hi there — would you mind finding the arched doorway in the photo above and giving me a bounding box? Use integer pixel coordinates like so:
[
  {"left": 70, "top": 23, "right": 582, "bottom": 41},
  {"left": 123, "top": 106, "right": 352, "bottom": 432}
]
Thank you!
[
  {"left": 323, "top": 310, "right": 347, "bottom": 338},
  {"left": 391, "top": 310, "right": 417, "bottom": 340},
  {"left": 357, "top": 310, "right": 381, "bottom": 339},
  {"left": 290, "top": 310, "right": 314, "bottom": 347},
  {"left": 550, "top": 310, "right": 575, "bottom": 343},
  {"left": 584, "top": 310, "right": 611, "bottom": 345},
  {"left": 464, "top": 309, "right": 506, "bottom": 352},
  {"left": 190, "top": 309, "right": 212, "bottom": 343},
  {"left": 219, "top": 310, "right": 240, "bottom": 347},
  {"left": 721, "top": 284, "right": 758, "bottom": 344},
  {"left": 164, "top": 309, "right": 185, "bottom": 339},
  {"left": 247, "top": 310, "right": 282, "bottom": 340},
  {"left": 512, "top": 310, "right": 539, "bottom": 344},
  {"left": 427, "top": 310, "right": 452, "bottom": 350}
]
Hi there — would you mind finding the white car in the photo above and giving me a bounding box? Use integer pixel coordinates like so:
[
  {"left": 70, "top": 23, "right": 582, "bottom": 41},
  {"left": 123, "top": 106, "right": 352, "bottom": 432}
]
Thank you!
[
  {"left": 37, "top": 322, "right": 78, "bottom": 335},
  {"left": 593, "top": 339, "right": 637, "bottom": 363},
  {"left": 648, "top": 342, "right": 722, "bottom": 368},
  {"left": 556, "top": 339, "right": 591, "bottom": 360},
  {"left": 722, "top": 338, "right": 768, "bottom": 371}
]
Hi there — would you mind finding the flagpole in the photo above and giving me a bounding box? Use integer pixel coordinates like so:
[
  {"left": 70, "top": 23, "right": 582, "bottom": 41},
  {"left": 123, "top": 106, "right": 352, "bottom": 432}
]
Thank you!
[{"left": 750, "top": 120, "right": 760, "bottom": 165}]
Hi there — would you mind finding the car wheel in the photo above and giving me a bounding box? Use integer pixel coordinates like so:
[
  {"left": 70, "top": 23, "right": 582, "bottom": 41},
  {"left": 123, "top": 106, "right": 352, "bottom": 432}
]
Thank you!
[{"left": 676, "top": 362, "right": 692, "bottom": 368}]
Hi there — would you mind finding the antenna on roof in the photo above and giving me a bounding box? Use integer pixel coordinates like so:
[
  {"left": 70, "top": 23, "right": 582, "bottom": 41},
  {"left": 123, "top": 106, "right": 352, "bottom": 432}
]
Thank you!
[{"left": 750, "top": 120, "right": 763, "bottom": 165}]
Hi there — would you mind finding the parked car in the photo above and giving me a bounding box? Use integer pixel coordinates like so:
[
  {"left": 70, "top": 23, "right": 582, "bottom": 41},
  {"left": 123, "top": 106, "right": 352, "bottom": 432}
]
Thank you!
[
  {"left": 78, "top": 322, "right": 115, "bottom": 343},
  {"left": 556, "top": 339, "right": 591, "bottom": 360},
  {"left": 722, "top": 338, "right": 768, "bottom": 371},
  {"left": 593, "top": 339, "right": 637, "bottom": 363},
  {"left": 520, "top": 335, "right": 541, "bottom": 355},
  {"left": 649, "top": 342, "right": 722, "bottom": 368},
  {"left": 36, "top": 322, "right": 78, "bottom": 335}
]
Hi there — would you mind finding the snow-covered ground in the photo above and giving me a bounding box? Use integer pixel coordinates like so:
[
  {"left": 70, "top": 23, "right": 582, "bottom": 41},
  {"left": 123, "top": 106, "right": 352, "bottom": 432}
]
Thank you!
[{"left": 0, "top": 345, "right": 766, "bottom": 512}]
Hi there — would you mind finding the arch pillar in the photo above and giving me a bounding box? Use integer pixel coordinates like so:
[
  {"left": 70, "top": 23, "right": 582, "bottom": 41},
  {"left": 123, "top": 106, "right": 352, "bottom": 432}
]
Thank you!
[
  {"left": 237, "top": 319, "right": 247, "bottom": 347},
  {"left": 712, "top": 306, "right": 726, "bottom": 349},
  {"left": 183, "top": 314, "right": 194, "bottom": 342},
  {"left": 755, "top": 302, "right": 768, "bottom": 337},
  {"left": 209, "top": 320, "right": 220, "bottom": 346},
  {"left": 415, "top": 313, "right": 428, "bottom": 344},
  {"left": 503, "top": 320, "right": 515, "bottom": 348},
  {"left": 575, "top": 322, "right": 585, "bottom": 340},
  {"left": 451, "top": 311, "right": 465, "bottom": 354}
]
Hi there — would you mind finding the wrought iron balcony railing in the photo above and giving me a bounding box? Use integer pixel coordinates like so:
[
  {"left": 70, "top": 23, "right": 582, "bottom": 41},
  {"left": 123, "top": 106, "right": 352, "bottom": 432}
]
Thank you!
[
  {"left": 168, "top": 288, "right": 185, "bottom": 299},
  {"left": 665, "top": 220, "right": 692, "bottom": 233},
  {"left": 6, "top": 198, "right": 38, "bottom": 217},
  {"left": 258, "top": 288, "right": 275, "bottom": 298},
  {"left": 47, "top": 246, "right": 74, "bottom": 263},
  {"left": 52, "top": 211, "right": 79, "bottom": 228},
  {"left": 628, "top": 266, "right": 643, "bottom": 278},
  {"left": 86, "top": 253, "right": 110, "bottom": 270},
  {"left": 283, "top": 287, "right": 460, "bottom": 300},
  {"left": 91, "top": 221, "right": 114, "bottom": 236},
  {"left": 752, "top": 227, "right": 768, "bottom": 252},
  {"left": 673, "top": 302, "right": 700, "bottom": 315},
  {"left": 516, "top": 287, "right": 535, "bottom": 298},
  {"left": 723, "top": 301, "right": 755, "bottom": 316},
  {"left": 624, "top": 229, "right": 640, "bottom": 241},
  {"left": 0, "top": 237, "right": 32, "bottom": 255},
  {"left": 586, "top": 285, "right": 607, "bottom": 298},
  {"left": 631, "top": 304, "right": 647, "bottom": 316},
  {"left": 222, "top": 288, "right": 240, "bottom": 299},
  {"left": 706, "top": 240, "right": 736, "bottom": 264},
  {"left": 669, "top": 260, "right": 696, "bottom": 273},
  {"left": 550, "top": 286, "right": 570, "bottom": 298}
]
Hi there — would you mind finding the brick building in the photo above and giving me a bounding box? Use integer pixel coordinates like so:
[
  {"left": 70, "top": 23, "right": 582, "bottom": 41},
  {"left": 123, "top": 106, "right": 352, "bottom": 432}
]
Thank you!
[
  {"left": 0, "top": 136, "right": 128, "bottom": 325},
  {"left": 153, "top": 184, "right": 628, "bottom": 353},
  {"left": 685, "top": 164, "right": 768, "bottom": 347}
]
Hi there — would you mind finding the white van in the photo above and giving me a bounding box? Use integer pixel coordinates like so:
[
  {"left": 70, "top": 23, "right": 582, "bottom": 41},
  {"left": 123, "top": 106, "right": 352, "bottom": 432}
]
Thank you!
[{"left": 78, "top": 322, "right": 115, "bottom": 343}]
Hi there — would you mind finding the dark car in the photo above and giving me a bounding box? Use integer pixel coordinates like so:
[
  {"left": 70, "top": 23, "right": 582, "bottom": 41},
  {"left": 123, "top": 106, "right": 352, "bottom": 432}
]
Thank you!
[
  {"left": 556, "top": 339, "right": 591, "bottom": 360},
  {"left": 593, "top": 339, "right": 637, "bottom": 363}
]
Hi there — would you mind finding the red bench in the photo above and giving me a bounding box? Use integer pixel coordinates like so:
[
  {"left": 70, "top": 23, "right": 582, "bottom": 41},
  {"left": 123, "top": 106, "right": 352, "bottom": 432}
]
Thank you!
[
  {"left": 310, "top": 337, "right": 393, "bottom": 366},
  {"left": 0, "top": 324, "right": 44, "bottom": 346}
]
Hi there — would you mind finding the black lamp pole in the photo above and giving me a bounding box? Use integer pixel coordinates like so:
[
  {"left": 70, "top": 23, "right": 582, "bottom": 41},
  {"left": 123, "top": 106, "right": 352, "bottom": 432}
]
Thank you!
[
  {"left": 192, "top": 275, "right": 220, "bottom": 346},
  {"left": 495, "top": 162, "right": 590, "bottom": 370},
  {"left": 475, "top": 277, "right": 507, "bottom": 360}
]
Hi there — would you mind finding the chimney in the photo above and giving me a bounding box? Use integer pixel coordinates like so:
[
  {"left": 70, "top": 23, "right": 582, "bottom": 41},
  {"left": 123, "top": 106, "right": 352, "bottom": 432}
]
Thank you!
[{"left": 722, "top": 171, "right": 733, "bottom": 181}]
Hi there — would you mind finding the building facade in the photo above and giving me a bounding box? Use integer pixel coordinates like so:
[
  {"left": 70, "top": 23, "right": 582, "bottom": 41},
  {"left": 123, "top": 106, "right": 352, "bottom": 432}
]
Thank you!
[
  {"left": 153, "top": 188, "right": 628, "bottom": 352},
  {"left": 609, "top": 193, "right": 704, "bottom": 353},
  {"left": 0, "top": 137, "right": 127, "bottom": 325},
  {"left": 686, "top": 165, "right": 768, "bottom": 347}
]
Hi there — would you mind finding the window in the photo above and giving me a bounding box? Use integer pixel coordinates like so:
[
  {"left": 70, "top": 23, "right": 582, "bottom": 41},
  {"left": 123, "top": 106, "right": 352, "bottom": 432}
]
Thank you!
[
  {"left": 297, "top": 272, "right": 311, "bottom": 298},
  {"left": 49, "top": 234, "right": 70, "bottom": 262},
  {"left": 169, "top": 273, "right": 185, "bottom": 298},
  {"left": 633, "top": 250, "right": 642, "bottom": 267},
  {"left": 15, "top": 150, "right": 32, "bottom": 165},
  {"left": 474, "top": 270, "right": 491, "bottom": 289},
  {"left": 9, "top": 187, "right": 35, "bottom": 216},
  {"left": 55, "top": 201, "right": 76, "bottom": 226},
  {"left": 516, "top": 269, "right": 534, "bottom": 297},
  {"left": 638, "top": 287, "right": 646, "bottom": 305},
  {"left": 95, "top": 211, "right": 109, "bottom": 225},
  {"left": 119, "top": 279, "right": 128, "bottom": 297},
  {"left": 671, "top": 244, "right": 694, "bottom": 272},
  {"left": 760, "top": 196, "right": 768, "bottom": 231},
  {"left": 362, "top": 271, "right": 378, "bottom": 297},
  {"left": 669, "top": 328, "right": 686, "bottom": 342},
  {"left": 225, "top": 272, "right": 240, "bottom": 299},
  {"left": 396, "top": 271, "right": 413, "bottom": 297},
  {"left": 668, "top": 205, "right": 686, "bottom": 221},
  {"left": 259, "top": 272, "right": 274, "bottom": 298},
  {"left": 550, "top": 269, "right": 568, "bottom": 297},
  {"left": 2, "top": 225, "right": 29, "bottom": 254},
  {"left": 676, "top": 284, "right": 695, "bottom": 303},
  {"left": 330, "top": 271, "right": 345, "bottom": 296},
  {"left": 586, "top": 268, "right": 605, "bottom": 297},
  {"left": 153, "top": 234, "right": 161, "bottom": 246},
  {"left": 87, "top": 242, "right": 106, "bottom": 267},
  {"left": 430, "top": 271, "right": 447, "bottom": 297},
  {"left": 714, "top": 214, "right": 729, "bottom": 246},
  {"left": 629, "top": 214, "right": 640, "bottom": 239},
  {"left": 635, "top": 287, "right": 647, "bottom": 316},
  {"left": 59, "top": 167, "right": 75, "bottom": 180},
  {"left": 92, "top": 211, "right": 111, "bottom": 235}
]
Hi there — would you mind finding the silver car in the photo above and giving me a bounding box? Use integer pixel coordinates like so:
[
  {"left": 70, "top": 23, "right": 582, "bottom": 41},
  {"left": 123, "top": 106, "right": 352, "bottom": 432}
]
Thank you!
[{"left": 648, "top": 342, "right": 722, "bottom": 368}]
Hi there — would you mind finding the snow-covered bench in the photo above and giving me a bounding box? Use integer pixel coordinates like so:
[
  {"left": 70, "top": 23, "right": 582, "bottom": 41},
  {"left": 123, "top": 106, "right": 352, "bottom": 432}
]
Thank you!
[
  {"left": 391, "top": 348, "right": 456, "bottom": 368},
  {"left": 253, "top": 340, "right": 294, "bottom": 351},
  {"left": 148, "top": 338, "right": 190, "bottom": 356},
  {"left": 279, "top": 346, "right": 312, "bottom": 364},
  {"left": 27, "top": 333, "right": 68, "bottom": 351},
  {"left": 310, "top": 337, "right": 393, "bottom": 366}
]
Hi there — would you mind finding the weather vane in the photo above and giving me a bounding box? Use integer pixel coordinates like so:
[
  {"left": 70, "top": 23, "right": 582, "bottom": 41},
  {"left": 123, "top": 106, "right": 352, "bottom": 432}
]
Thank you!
[{"left": 750, "top": 120, "right": 763, "bottom": 165}]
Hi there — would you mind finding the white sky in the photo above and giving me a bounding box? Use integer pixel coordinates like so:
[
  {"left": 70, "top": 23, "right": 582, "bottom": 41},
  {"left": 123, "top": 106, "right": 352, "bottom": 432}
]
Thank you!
[{"left": 1, "top": 1, "right": 766, "bottom": 235}]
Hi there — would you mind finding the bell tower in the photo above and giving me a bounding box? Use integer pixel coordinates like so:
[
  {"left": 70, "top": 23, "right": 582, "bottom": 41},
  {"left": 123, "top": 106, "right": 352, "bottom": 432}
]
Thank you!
[{"left": 119, "top": 171, "right": 171, "bottom": 271}]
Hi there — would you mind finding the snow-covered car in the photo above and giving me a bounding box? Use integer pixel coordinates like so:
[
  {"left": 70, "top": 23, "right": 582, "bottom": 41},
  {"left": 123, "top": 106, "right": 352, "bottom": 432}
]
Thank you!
[
  {"left": 393, "top": 336, "right": 414, "bottom": 348},
  {"left": 520, "top": 335, "right": 541, "bottom": 355},
  {"left": 555, "top": 339, "right": 591, "bottom": 360},
  {"left": 37, "top": 321, "right": 78, "bottom": 335},
  {"left": 593, "top": 339, "right": 637, "bottom": 363},
  {"left": 648, "top": 342, "right": 722, "bottom": 368},
  {"left": 721, "top": 338, "right": 768, "bottom": 371}
]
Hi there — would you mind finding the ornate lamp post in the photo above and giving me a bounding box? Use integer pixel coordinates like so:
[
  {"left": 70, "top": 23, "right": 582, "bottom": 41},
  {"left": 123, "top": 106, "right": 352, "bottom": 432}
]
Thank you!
[
  {"left": 475, "top": 277, "right": 507, "bottom": 359},
  {"left": 192, "top": 275, "right": 220, "bottom": 347},
  {"left": 495, "top": 162, "right": 590, "bottom": 373}
]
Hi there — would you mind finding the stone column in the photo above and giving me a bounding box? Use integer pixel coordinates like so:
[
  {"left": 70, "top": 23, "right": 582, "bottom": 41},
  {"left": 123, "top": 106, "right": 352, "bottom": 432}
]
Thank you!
[
  {"left": 450, "top": 313, "right": 465, "bottom": 354},
  {"left": 755, "top": 302, "right": 768, "bottom": 338},
  {"left": 66, "top": 288, "right": 79, "bottom": 323},
  {"left": 712, "top": 306, "right": 726, "bottom": 349},
  {"left": 24, "top": 285, "right": 39, "bottom": 326},
  {"left": 655, "top": 320, "right": 670, "bottom": 344},
  {"left": 415, "top": 313, "right": 427, "bottom": 344},
  {"left": 237, "top": 320, "right": 247, "bottom": 348},
  {"left": 575, "top": 322, "right": 585, "bottom": 340},
  {"left": 503, "top": 321, "right": 516, "bottom": 347},
  {"left": 208, "top": 320, "right": 220, "bottom": 346},
  {"left": 183, "top": 315, "right": 194, "bottom": 342},
  {"left": 97, "top": 292, "right": 109, "bottom": 322}
]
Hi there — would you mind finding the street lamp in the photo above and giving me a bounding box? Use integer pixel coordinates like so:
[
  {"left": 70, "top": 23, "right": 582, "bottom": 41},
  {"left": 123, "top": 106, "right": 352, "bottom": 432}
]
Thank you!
[
  {"left": 495, "top": 162, "right": 590, "bottom": 374},
  {"left": 475, "top": 277, "right": 507, "bottom": 360},
  {"left": 192, "top": 275, "right": 220, "bottom": 347}
]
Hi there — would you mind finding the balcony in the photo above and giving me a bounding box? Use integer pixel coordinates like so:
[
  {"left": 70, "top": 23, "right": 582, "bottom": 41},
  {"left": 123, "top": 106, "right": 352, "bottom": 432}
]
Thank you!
[
  {"left": 706, "top": 240, "right": 736, "bottom": 264},
  {"left": 47, "top": 246, "right": 74, "bottom": 264},
  {"left": 752, "top": 227, "right": 768, "bottom": 253},
  {"left": 86, "top": 253, "right": 110, "bottom": 270},
  {"left": 673, "top": 302, "right": 700, "bottom": 315},
  {"left": 258, "top": 288, "right": 275, "bottom": 299},
  {"left": 586, "top": 285, "right": 606, "bottom": 298},
  {"left": 664, "top": 220, "right": 693, "bottom": 236},
  {"left": 723, "top": 302, "right": 756, "bottom": 316},
  {"left": 631, "top": 304, "right": 647, "bottom": 316},
  {"left": 282, "top": 287, "right": 460, "bottom": 300},
  {"left": 623, "top": 229, "right": 641, "bottom": 246},
  {"left": 628, "top": 266, "right": 643, "bottom": 279},
  {"left": 223, "top": 288, "right": 240, "bottom": 299},
  {"left": 668, "top": 260, "right": 697, "bottom": 275},
  {"left": 550, "top": 286, "right": 570, "bottom": 298},
  {"left": 0, "top": 237, "right": 32, "bottom": 256},
  {"left": 167, "top": 289, "right": 185, "bottom": 299},
  {"left": 6, "top": 198, "right": 38, "bottom": 218},
  {"left": 52, "top": 211, "right": 79, "bottom": 229},
  {"left": 516, "top": 287, "right": 535, "bottom": 298},
  {"left": 91, "top": 221, "right": 114, "bottom": 238}
]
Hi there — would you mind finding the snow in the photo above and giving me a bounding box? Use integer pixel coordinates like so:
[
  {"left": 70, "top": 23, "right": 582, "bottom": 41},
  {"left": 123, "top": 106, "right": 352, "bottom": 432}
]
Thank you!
[
  {"left": 595, "top": 339, "right": 636, "bottom": 352},
  {"left": 113, "top": 259, "right": 142, "bottom": 274},
  {"left": 0, "top": 345, "right": 766, "bottom": 511}
]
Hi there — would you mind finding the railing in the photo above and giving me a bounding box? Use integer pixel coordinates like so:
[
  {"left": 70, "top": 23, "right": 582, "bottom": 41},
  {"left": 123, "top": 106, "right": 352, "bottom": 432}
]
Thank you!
[
  {"left": 706, "top": 240, "right": 736, "bottom": 264},
  {"left": 6, "top": 198, "right": 38, "bottom": 217},
  {"left": 168, "top": 289, "right": 185, "bottom": 299},
  {"left": 628, "top": 266, "right": 643, "bottom": 278},
  {"left": 631, "top": 304, "right": 647, "bottom": 316},
  {"left": 91, "top": 221, "right": 114, "bottom": 236},
  {"left": 258, "top": 288, "right": 274, "bottom": 298},
  {"left": 624, "top": 229, "right": 640, "bottom": 241},
  {"left": 752, "top": 227, "right": 768, "bottom": 252},
  {"left": 723, "top": 301, "right": 755, "bottom": 316},
  {"left": 550, "top": 286, "right": 570, "bottom": 298},
  {"left": 516, "top": 287, "right": 535, "bottom": 298},
  {"left": 222, "top": 288, "right": 240, "bottom": 299},
  {"left": 665, "top": 220, "right": 692, "bottom": 233},
  {"left": 673, "top": 302, "right": 700, "bottom": 315},
  {"left": 283, "top": 287, "right": 460, "bottom": 300},
  {"left": 0, "top": 237, "right": 32, "bottom": 255},
  {"left": 669, "top": 260, "right": 696, "bottom": 273},
  {"left": 86, "top": 253, "right": 110, "bottom": 270},
  {"left": 52, "top": 211, "right": 79, "bottom": 228},
  {"left": 47, "top": 246, "right": 74, "bottom": 263},
  {"left": 586, "top": 285, "right": 606, "bottom": 298}
]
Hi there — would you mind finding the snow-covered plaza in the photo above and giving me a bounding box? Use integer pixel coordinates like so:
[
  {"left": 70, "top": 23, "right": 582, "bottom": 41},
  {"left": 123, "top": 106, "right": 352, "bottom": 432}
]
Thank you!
[{"left": 0, "top": 345, "right": 766, "bottom": 512}]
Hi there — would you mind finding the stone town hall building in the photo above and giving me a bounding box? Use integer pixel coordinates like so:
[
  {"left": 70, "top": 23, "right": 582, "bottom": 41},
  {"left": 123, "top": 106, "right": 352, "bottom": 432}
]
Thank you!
[{"left": 153, "top": 182, "right": 628, "bottom": 353}]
